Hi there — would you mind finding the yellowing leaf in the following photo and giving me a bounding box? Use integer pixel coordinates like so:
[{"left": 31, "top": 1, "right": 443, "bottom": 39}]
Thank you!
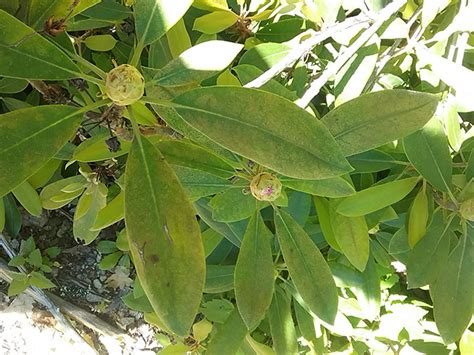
[{"left": 125, "top": 136, "right": 205, "bottom": 336}]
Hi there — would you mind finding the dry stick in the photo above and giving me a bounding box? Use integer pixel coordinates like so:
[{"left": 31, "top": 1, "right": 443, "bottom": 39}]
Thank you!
[
  {"left": 0, "top": 234, "right": 97, "bottom": 355},
  {"left": 297, "top": 0, "right": 408, "bottom": 108},
  {"left": 243, "top": 15, "right": 371, "bottom": 89}
]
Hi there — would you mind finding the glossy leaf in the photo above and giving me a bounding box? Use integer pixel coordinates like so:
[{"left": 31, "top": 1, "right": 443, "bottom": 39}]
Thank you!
[
  {"left": 193, "top": 10, "right": 238, "bottom": 34},
  {"left": 330, "top": 209, "right": 369, "bottom": 272},
  {"left": 12, "top": 181, "right": 42, "bottom": 217},
  {"left": 431, "top": 230, "right": 473, "bottom": 344},
  {"left": 403, "top": 119, "right": 452, "bottom": 193},
  {"left": 235, "top": 213, "right": 274, "bottom": 329},
  {"left": 125, "top": 136, "right": 205, "bottom": 336},
  {"left": 336, "top": 177, "right": 419, "bottom": 217},
  {"left": 134, "top": 0, "right": 193, "bottom": 46},
  {"left": 322, "top": 90, "right": 439, "bottom": 156},
  {"left": 407, "top": 210, "right": 455, "bottom": 288},
  {"left": 171, "top": 87, "right": 352, "bottom": 179},
  {"left": 274, "top": 209, "right": 338, "bottom": 324},
  {"left": 0, "top": 10, "right": 81, "bottom": 79},
  {"left": 84, "top": 34, "right": 117, "bottom": 51},
  {"left": 40, "top": 176, "right": 86, "bottom": 210},
  {"left": 267, "top": 288, "right": 298, "bottom": 354},
  {"left": 149, "top": 40, "right": 243, "bottom": 87},
  {"left": 206, "top": 308, "right": 248, "bottom": 355},
  {"left": 0, "top": 105, "right": 83, "bottom": 197}
]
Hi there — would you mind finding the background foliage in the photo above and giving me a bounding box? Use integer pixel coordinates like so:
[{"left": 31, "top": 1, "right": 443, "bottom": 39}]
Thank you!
[{"left": 0, "top": 0, "right": 473, "bottom": 353}]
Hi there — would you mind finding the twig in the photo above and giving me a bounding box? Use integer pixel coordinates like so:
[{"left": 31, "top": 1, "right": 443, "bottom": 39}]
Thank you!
[
  {"left": 243, "top": 15, "right": 371, "bottom": 89},
  {"left": 297, "top": 0, "right": 408, "bottom": 108},
  {"left": 0, "top": 234, "right": 97, "bottom": 354}
]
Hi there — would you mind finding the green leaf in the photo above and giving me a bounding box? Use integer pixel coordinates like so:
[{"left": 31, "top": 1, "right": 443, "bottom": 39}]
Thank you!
[
  {"left": 12, "top": 181, "right": 42, "bottom": 217},
  {"left": 27, "top": 248, "right": 43, "bottom": 267},
  {"left": 0, "top": 106, "right": 82, "bottom": 197},
  {"left": 84, "top": 34, "right": 117, "bottom": 51},
  {"left": 353, "top": 255, "right": 380, "bottom": 320},
  {"left": 0, "top": 77, "right": 28, "bottom": 94},
  {"left": 239, "top": 43, "right": 291, "bottom": 71},
  {"left": 174, "top": 166, "right": 231, "bottom": 201},
  {"left": 407, "top": 210, "right": 455, "bottom": 288},
  {"left": 125, "top": 136, "right": 205, "bottom": 336},
  {"left": 200, "top": 298, "right": 234, "bottom": 323},
  {"left": 99, "top": 251, "right": 123, "bottom": 270},
  {"left": 206, "top": 308, "right": 248, "bottom": 355},
  {"left": 171, "top": 87, "right": 352, "bottom": 179},
  {"left": 40, "top": 176, "right": 86, "bottom": 210},
  {"left": 209, "top": 188, "right": 259, "bottom": 222},
  {"left": 157, "top": 140, "right": 235, "bottom": 178},
  {"left": 403, "top": 119, "right": 452, "bottom": 193},
  {"left": 29, "top": 271, "right": 55, "bottom": 289},
  {"left": 256, "top": 18, "right": 305, "bottom": 43},
  {"left": 193, "top": 10, "right": 238, "bottom": 34},
  {"left": 8, "top": 278, "right": 28, "bottom": 296},
  {"left": 235, "top": 213, "right": 275, "bottom": 329},
  {"left": 407, "top": 185, "right": 429, "bottom": 248},
  {"left": 330, "top": 209, "right": 369, "bottom": 272},
  {"left": 91, "top": 191, "right": 124, "bottom": 231},
  {"left": 134, "top": 0, "right": 193, "bottom": 46},
  {"left": 322, "top": 90, "right": 439, "bottom": 156},
  {"left": 314, "top": 196, "right": 341, "bottom": 251},
  {"left": 4, "top": 194, "right": 21, "bottom": 237},
  {"left": 8, "top": 255, "right": 25, "bottom": 267},
  {"left": 205, "top": 265, "right": 234, "bottom": 293},
  {"left": 281, "top": 176, "right": 355, "bottom": 198},
  {"left": 73, "top": 183, "right": 107, "bottom": 244},
  {"left": 0, "top": 10, "right": 81, "bottom": 79},
  {"left": 28, "top": 0, "right": 99, "bottom": 29},
  {"left": 0, "top": 198, "right": 3, "bottom": 231},
  {"left": 274, "top": 209, "right": 338, "bottom": 324},
  {"left": 347, "top": 150, "right": 398, "bottom": 173},
  {"left": 73, "top": 132, "right": 132, "bottom": 162},
  {"left": 336, "top": 177, "right": 419, "bottom": 217},
  {"left": 148, "top": 40, "right": 243, "bottom": 87},
  {"left": 335, "top": 36, "right": 380, "bottom": 106},
  {"left": 431, "top": 230, "right": 473, "bottom": 344},
  {"left": 28, "top": 159, "right": 61, "bottom": 189},
  {"left": 166, "top": 18, "right": 191, "bottom": 58},
  {"left": 267, "top": 288, "right": 298, "bottom": 354}
]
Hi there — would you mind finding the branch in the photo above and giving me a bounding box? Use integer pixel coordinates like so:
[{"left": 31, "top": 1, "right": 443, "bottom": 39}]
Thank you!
[
  {"left": 297, "top": 0, "right": 408, "bottom": 108},
  {"left": 243, "top": 15, "right": 371, "bottom": 89}
]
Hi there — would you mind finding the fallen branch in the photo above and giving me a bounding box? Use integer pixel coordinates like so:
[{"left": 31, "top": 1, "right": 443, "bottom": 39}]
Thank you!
[{"left": 297, "top": 0, "right": 408, "bottom": 108}]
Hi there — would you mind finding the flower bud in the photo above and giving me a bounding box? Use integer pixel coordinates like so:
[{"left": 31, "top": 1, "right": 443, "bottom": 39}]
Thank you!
[
  {"left": 250, "top": 172, "right": 282, "bottom": 202},
  {"left": 105, "top": 64, "right": 144, "bottom": 106},
  {"left": 459, "top": 198, "right": 474, "bottom": 221}
]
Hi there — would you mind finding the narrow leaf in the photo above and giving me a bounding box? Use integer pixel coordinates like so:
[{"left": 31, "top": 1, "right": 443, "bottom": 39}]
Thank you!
[
  {"left": 235, "top": 213, "right": 274, "bottom": 329},
  {"left": 267, "top": 288, "right": 298, "bottom": 354},
  {"left": 12, "top": 181, "right": 42, "bottom": 217},
  {"left": 125, "top": 136, "right": 205, "bottom": 336},
  {"left": 0, "top": 106, "right": 82, "bottom": 197},
  {"left": 407, "top": 185, "right": 429, "bottom": 248},
  {"left": 171, "top": 87, "right": 352, "bottom": 179},
  {"left": 275, "top": 209, "right": 338, "bottom": 324}
]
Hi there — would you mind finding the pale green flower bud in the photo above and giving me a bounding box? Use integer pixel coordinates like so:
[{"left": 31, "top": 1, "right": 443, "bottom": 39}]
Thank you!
[
  {"left": 250, "top": 172, "right": 282, "bottom": 202},
  {"left": 105, "top": 64, "right": 144, "bottom": 106}
]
